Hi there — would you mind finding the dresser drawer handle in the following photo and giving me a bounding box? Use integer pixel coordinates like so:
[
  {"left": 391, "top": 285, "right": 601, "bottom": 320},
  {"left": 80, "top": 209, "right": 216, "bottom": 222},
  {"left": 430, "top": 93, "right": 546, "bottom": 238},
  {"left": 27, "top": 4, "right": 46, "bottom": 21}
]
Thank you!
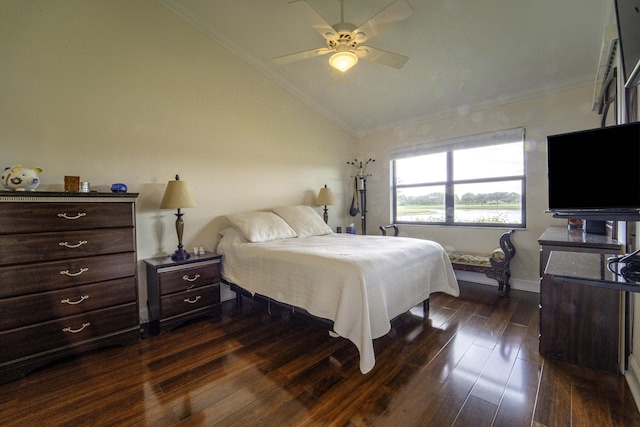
[
  {"left": 183, "top": 273, "right": 200, "bottom": 282},
  {"left": 57, "top": 212, "right": 87, "bottom": 220},
  {"left": 62, "top": 322, "right": 91, "bottom": 333},
  {"left": 60, "top": 267, "right": 89, "bottom": 277},
  {"left": 184, "top": 296, "right": 201, "bottom": 304},
  {"left": 59, "top": 240, "right": 88, "bottom": 248},
  {"left": 61, "top": 295, "right": 89, "bottom": 305}
]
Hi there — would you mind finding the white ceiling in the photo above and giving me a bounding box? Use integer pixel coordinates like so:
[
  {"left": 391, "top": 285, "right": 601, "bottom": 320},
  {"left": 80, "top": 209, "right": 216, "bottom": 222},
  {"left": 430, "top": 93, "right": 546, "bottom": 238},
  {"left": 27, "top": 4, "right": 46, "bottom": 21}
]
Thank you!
[{"left": 159, "top": 0, "right": 610, "bottom": 137}]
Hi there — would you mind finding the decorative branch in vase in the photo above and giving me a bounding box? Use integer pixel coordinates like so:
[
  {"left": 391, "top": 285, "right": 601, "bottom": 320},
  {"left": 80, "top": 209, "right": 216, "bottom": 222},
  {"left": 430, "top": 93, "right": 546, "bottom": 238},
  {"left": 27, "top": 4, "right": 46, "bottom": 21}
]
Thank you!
[{"left": 347, "top": 158, "right": 375, "bottom": 179}]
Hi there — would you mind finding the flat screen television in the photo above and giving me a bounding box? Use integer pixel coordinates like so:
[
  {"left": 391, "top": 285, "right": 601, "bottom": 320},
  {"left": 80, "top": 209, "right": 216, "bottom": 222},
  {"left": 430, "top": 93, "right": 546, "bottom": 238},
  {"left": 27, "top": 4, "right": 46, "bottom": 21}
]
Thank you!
[
  {"left": 546, "top": 122, "right": 640, "bottom": 219},
  {"left": 615, "top": 0, "right": 640, "bottom": 88}
]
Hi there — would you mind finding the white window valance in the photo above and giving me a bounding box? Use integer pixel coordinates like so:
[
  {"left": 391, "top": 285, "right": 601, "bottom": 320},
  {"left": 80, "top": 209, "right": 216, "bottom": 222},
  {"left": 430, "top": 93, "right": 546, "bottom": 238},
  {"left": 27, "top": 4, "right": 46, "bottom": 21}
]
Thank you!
[{"left": 389, "top": 127, "right": 525, "bottom": 160}]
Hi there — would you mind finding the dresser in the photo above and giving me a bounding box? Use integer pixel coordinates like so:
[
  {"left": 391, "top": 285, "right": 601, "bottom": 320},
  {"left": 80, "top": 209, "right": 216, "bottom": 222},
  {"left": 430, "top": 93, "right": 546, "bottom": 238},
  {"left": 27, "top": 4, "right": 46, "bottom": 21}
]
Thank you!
[
  {"left": 145, "top": 253, "right": 221, "bottom": 334},
  {"left": 538, "top": 226, "right": 623, "bottom": 373},
  {"left": 0, "top": 192, "right": 139, "bottom": 383}
]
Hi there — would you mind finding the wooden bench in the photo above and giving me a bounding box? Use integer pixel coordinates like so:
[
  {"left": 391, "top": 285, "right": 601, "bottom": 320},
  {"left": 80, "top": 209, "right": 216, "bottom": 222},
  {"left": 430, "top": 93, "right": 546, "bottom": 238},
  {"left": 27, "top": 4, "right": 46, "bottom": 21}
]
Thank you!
[{"left": 379, "top": 225, "right": 516, "bottom": 297}]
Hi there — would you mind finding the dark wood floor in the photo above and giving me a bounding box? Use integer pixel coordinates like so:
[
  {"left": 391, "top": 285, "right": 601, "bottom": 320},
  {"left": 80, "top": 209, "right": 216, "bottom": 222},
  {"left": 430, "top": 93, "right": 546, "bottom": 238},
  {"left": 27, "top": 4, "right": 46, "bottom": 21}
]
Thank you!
[{"left": 1, "top": 281, "right": 639, "bottom": 426}]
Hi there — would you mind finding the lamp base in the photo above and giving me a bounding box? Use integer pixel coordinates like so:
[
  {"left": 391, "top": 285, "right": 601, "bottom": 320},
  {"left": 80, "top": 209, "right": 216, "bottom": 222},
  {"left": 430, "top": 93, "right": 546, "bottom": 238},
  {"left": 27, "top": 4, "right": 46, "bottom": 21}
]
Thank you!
[
  {"left": 170, "top": 210, "right": 190, "bottom": 262},
  {"left": 170, "top": 248, "right": 191, "bottom": 262}
]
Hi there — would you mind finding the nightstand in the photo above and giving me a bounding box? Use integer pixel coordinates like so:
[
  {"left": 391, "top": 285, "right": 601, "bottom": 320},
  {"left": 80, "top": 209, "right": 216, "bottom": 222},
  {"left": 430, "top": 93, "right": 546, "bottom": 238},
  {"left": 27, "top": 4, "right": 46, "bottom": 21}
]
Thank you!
[{"left": 145, "top": 252, "right": 222, "bottom": 334}]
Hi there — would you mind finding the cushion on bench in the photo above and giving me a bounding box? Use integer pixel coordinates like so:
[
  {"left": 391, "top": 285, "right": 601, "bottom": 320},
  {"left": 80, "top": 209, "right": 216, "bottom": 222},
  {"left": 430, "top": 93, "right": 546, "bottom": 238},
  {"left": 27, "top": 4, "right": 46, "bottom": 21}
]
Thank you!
[{"left": 447, "top": 248, "right": 505, "bottom": 268}]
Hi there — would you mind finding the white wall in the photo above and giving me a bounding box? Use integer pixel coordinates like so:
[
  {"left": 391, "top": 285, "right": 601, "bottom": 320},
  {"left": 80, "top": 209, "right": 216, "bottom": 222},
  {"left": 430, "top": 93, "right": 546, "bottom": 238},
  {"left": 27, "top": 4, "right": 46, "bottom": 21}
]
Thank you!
[
  {"left": 0, "top": 0, "right": 609, "bottom": 305},
  {"left": 355, "top": 85, "right": 601, "bottom": 291},
  {"left": 1, "top": 0, "right": 354, "bottom": 321}
]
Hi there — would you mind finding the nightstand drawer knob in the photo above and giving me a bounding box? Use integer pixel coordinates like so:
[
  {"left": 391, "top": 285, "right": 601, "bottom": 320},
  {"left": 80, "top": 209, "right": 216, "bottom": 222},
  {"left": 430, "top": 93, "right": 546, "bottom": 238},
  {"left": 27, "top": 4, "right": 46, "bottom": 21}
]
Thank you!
[
  {"left": 184, "top": 296, "right": 201, "bottom": 304},
  {"left": 60, "top": 267, "right": 89, "bottom": 277},
  {"left": 59, "top": 240, "right": 88, "bottom": 249},
  {"left": 62, "top": 322, "right": 91, "bottom": 333},
  {"left": 61, "top": 295, "right": 89, "bottom": 305},
  {"left": 183, "top": 273, "right": 200, "bottom": 282},
  {"left": 57, "top": 212, "right": 87, "bottom": 220}
]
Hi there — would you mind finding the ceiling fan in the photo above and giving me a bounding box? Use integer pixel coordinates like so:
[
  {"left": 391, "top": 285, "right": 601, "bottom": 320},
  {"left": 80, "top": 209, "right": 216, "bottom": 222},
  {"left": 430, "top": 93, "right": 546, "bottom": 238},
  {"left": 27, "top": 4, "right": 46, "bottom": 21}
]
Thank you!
[{"left": 273, "top": 0, "right": 413, "bottom": 73}]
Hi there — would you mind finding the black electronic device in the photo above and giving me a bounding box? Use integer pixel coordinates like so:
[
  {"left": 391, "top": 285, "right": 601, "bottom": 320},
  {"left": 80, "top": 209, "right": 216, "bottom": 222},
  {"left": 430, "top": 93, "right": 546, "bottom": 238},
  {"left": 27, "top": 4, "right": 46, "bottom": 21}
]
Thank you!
[
  {"left": 584, "top": 219, "right": 607, "bottom": 235},
  {"left": 546, "top": 122, "right": 640, "bottom": 220}
]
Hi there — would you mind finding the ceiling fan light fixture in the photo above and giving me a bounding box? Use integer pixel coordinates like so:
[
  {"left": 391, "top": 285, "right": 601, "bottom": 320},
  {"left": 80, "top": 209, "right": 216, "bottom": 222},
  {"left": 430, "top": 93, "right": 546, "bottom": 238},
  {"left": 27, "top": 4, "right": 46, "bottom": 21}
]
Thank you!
[{"left": 329, "top": 51, "right": 358, "bottom": 72}]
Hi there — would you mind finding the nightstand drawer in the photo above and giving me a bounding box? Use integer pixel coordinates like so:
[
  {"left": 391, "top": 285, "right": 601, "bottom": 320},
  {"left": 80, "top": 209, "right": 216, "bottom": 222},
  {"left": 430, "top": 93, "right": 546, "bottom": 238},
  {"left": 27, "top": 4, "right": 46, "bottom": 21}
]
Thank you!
[
  {"left": 0, "top": 228, "right": 135, "bottom": 266},
  {"left": 157, "top": 260, "right": 220, "bottom": 295},
  {"left": 0, "top": 202, "right": 134, "bottom": 234},
  {"left": 0, "top": 252, "right": 136, "bottom": 298},
  {"left": 0, "top": 277, "right": 136, "bottom": 331},
  {"left": 160, "top": 284, "right": 220, "bottom": 319},
  {"left": 0, "top": 303, "right": 139, "bottom": 363}
]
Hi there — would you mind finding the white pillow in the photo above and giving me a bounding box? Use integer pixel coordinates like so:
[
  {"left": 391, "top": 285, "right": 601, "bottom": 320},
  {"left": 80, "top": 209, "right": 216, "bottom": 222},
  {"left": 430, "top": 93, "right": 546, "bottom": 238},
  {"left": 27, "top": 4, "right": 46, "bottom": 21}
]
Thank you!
[
  {"left": 216, "top": 228, "right": 249, "bottom": 257},
  {"left": 218, "top": 227, "right": 248, "bottom": 242},
  {"left": 226, "top": 211, "right": 297, "bottom": 243},
  {"left": 273, "top": 205, "right": 333, "bottom": 238}
]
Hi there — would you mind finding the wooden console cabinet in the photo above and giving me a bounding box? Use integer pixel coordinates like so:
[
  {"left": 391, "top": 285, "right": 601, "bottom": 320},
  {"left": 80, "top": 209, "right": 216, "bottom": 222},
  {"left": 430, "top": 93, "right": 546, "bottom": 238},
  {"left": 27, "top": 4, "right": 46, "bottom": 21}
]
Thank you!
[
  {"left": 0, "top": 192, "right": 140, "bottom": 383},
  {"left": 145, "top": 253, "right": 221, "bottom": 334},
  {"left": 538, "top": 226, "right": 623, "bottom": 373}
]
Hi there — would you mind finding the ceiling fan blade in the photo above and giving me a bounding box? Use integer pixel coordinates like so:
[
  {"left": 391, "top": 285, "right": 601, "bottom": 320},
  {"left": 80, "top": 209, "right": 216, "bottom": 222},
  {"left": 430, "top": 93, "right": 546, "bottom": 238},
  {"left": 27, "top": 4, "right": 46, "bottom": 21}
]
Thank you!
[
  {"left": 355, "top": 46, "right": 409, "bottom": 69},
  {"left": 352, "top": 0, "right": 413, "bottom": 43},
  {"left": 289, "top": 0, "right": 337, "bottom": 41},
  {"left": 273, "top": 48, "right": 332, "bottom": 65}
]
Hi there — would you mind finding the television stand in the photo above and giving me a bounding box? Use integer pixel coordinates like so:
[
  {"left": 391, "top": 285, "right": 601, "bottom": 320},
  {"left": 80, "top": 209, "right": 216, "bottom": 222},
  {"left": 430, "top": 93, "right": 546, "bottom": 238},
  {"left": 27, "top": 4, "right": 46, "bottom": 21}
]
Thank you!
[{"left": 538, "top": 226, "right": 624, "bottom": 373}]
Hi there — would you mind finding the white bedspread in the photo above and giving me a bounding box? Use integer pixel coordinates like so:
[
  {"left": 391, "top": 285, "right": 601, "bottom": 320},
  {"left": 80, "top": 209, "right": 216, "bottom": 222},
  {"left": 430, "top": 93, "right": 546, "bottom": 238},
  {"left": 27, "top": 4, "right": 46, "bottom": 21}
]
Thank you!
[{"left": 216, "top": 229, "right": 459, "bottom": 373}]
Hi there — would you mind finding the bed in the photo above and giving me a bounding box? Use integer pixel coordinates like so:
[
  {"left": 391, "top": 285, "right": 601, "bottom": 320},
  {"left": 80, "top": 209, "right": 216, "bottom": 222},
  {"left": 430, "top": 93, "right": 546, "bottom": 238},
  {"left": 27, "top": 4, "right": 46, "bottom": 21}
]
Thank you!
[{"left": 216, "top": 206, "right": 459, "bottom": 374}]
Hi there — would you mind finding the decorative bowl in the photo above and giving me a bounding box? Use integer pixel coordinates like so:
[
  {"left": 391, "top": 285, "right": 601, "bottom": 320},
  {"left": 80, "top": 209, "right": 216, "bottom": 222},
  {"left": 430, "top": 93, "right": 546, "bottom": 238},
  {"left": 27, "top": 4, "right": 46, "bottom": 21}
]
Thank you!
[{"left": 111, "top": 183, "right": 127, "bottom": 193}]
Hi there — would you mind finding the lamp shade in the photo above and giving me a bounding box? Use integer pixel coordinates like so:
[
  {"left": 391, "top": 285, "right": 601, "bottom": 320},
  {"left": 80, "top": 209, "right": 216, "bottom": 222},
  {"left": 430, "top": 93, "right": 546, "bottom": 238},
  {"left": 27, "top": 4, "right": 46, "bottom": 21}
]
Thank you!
[
  {"left": 316, "top": 186, "right": 336, "bottom": 206},
  {"left": 160, "top": 176, "right": 197, "bottom": 209},
  {"left": 329, "top": 51, "right": 358, "bottom": 72}
]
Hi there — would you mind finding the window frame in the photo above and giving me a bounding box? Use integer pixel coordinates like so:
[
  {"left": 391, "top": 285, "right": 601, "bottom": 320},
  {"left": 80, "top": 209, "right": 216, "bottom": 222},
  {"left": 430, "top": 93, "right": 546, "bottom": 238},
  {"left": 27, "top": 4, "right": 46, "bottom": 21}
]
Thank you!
[{"left": 390, "top": 128, "right": 526, "bottom": 228}]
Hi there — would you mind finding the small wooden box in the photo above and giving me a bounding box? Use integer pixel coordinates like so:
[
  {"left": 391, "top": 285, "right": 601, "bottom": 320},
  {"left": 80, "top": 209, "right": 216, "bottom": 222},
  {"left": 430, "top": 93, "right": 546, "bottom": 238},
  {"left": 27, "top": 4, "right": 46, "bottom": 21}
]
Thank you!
[{"left": 64, "top": 176, "right": 80, "bottom": 192}]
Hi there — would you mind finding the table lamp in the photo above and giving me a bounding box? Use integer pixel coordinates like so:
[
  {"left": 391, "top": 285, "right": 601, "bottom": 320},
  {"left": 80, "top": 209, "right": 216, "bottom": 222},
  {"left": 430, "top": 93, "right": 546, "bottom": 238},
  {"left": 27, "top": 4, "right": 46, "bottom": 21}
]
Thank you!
[
  {"left": 160, "top": 174, "right": 197, "bottom": 261},
  {"left": 315, "top": 184, "right": 336, "bottom": 224}
]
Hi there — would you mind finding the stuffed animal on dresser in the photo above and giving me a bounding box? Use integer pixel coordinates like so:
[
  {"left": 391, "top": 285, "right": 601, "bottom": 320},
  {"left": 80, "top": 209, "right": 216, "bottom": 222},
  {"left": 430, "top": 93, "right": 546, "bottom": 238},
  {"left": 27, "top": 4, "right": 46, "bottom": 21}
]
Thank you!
[{"left": 1, "top": 165, "right": 43, "bottom": 191}]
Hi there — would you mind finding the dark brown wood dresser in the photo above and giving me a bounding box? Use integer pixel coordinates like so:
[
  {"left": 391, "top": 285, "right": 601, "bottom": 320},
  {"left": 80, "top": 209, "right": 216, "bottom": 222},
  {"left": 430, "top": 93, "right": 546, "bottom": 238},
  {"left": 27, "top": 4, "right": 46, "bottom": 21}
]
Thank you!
[{"left": 0, "top": 192, "right": 140, "bottom": 383}]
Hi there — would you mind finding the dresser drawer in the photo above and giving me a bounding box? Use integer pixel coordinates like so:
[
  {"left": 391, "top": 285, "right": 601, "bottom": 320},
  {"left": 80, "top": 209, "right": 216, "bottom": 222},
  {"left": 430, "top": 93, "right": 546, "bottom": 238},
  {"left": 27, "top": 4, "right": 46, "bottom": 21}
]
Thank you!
[
  {"left": 0, "top": 252, "right": 136, "bottom": 298},
  {"left": 0, "top": 202, "right": 134, "bottom": 234},
  {"left": 0, "top": 277, "right": 136, "bottom": 331},
  {"left": 0, "top": 303, "right": 139, "bottom": 363},
  {"left": 158, "top": 260, "right": 220, "bottom": 295},
  {"left": 160, "top": 284, "right": 220, "bottom": 319},
  {"left": 0, "top": 228, "right": 134, "bottom": 266}
]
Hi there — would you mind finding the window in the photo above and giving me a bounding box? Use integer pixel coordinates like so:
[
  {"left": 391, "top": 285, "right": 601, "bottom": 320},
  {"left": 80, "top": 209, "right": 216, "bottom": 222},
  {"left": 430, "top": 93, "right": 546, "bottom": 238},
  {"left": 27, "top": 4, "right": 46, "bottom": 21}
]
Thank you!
[{"left": 391, "top": 128, "right": 525, "bottom": 227}]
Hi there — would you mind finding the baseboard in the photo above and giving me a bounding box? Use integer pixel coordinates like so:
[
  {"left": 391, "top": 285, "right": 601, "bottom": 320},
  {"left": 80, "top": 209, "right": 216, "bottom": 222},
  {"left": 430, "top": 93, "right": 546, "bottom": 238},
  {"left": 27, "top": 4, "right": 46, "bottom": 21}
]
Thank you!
[
  {"left": 453, "top": 270, "right": 539, "bottom": 293},
  {"left": 626, "top": 355, "right": 640, "bottom": 412}
]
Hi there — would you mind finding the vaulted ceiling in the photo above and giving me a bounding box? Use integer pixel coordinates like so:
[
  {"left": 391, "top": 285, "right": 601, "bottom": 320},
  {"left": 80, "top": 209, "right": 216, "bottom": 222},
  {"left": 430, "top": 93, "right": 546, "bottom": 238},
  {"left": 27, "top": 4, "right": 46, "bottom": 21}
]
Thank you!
[{"left": 159, "top": 0, "right": 610, "bottom": 137}]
